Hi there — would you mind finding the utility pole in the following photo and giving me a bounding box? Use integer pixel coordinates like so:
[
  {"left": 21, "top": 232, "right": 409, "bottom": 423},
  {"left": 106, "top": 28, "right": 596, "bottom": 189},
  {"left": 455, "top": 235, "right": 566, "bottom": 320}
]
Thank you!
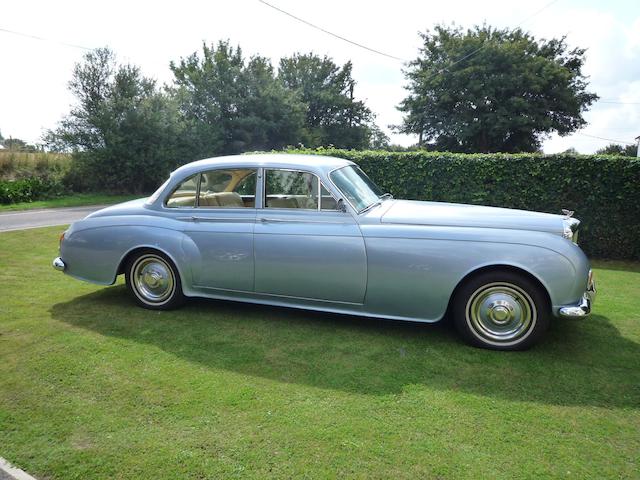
[
  {"left": 348, "top": 80, "right": 354, "bottom": 128},
  {"left": 636, "top": 135, "right": 640, "bottom": 157}
]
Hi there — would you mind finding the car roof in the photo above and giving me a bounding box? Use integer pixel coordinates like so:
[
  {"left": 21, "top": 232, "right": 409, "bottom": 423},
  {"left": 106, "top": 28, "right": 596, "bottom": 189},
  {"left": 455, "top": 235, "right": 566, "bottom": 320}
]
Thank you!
[{"left": 172, "top": 153, "right": 354, "bottom": 178}]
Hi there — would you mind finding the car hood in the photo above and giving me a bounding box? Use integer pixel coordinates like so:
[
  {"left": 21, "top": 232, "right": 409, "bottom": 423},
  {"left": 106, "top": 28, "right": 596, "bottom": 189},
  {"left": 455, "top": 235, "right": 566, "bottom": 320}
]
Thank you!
[{"left": 380, "top": 200, "right": 564, "bottom": 234}]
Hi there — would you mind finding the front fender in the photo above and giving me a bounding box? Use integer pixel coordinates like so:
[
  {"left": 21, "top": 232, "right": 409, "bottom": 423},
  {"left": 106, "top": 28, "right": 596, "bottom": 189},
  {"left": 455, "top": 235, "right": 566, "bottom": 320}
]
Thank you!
[{"left": 360, "top": 224, "right": 591, "bottom": 321}]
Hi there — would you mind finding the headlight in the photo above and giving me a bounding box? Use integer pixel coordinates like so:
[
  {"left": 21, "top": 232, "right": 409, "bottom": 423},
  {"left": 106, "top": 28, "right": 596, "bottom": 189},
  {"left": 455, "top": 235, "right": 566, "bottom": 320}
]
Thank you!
[{"left": 563, "top": 218, "right": 580, "bottom": 244}]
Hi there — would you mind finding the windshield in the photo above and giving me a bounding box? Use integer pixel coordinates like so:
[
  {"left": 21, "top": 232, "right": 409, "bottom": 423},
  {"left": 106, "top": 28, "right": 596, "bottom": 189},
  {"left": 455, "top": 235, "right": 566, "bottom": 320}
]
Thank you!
[{"left": 330, "top": 165, "right": 384, "bottom": 212}]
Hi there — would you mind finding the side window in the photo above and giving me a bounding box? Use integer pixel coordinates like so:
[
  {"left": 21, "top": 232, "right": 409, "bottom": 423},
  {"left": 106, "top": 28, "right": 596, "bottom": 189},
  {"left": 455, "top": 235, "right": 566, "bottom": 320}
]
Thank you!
[
  {"left": 166, "top": 174, "right": 199, "bottom": 208},
  {"left": 320, "top": 184, "right": 338, "bottom": 210},
  {"left": 198, "top": 169, "right": 256, "bottom": 208},
  {"left": 265, "top": 170, "right": 319, "bottom": 209}
]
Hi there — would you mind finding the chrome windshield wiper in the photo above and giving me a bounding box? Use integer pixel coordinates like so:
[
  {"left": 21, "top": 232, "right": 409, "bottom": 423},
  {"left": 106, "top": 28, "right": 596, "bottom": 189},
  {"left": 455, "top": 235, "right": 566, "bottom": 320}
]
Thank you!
[
  {"left": 359, "top": 199, "right": 383, "bottom": 214},
  {"left": 358, "top": 193, "right": 394, "bottom": 214}
]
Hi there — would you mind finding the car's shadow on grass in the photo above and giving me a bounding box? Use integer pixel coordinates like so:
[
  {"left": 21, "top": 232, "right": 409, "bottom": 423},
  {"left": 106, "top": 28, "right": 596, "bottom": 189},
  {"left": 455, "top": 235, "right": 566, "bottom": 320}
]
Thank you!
[{"left": 51, "top": 286, "right": 640, "bottom": 409}]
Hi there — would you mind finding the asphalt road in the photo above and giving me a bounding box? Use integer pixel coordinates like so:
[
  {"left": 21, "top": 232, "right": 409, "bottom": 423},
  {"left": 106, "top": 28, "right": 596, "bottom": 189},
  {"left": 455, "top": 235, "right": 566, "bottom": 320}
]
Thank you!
[
  {"left": 0, "top": 457, "right": 38, "bottom": 480},
  {"left": 0, "top": 205, "right": 106, "bottom": 232}
]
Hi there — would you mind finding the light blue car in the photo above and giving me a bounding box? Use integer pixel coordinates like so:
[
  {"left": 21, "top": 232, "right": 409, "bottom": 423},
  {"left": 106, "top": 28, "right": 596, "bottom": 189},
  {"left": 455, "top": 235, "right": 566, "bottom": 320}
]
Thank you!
[{"left": 53, "top": 154, "right": 595, "bottom": 350}]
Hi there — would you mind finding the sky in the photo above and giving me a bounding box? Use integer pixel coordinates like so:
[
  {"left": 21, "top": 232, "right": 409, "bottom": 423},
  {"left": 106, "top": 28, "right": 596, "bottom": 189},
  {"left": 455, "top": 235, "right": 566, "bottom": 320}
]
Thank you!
[{"left": 0, "top": 0, "right": 638, "bottom": 153}]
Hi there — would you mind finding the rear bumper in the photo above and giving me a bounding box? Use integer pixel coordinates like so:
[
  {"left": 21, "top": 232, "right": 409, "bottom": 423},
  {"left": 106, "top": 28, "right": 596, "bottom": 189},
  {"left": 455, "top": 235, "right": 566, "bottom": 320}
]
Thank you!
[
  {"left": 52, "top": 257, "right": 66, "bottom": 271},
  {"left": 558, "top": 270, "right": 596, "bottom": 319}
]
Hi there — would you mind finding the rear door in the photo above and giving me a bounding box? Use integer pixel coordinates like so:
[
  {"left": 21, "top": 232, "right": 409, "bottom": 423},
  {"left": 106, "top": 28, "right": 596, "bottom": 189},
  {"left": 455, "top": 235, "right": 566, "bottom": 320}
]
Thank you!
[{"left": 166, "top": 168, "right": 257, "bottom": 292}]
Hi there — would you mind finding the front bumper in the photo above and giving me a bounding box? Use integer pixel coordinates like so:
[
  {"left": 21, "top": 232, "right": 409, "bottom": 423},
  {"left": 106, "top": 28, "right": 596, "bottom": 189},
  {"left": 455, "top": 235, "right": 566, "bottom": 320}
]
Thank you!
[
  {"left": 559, "top": 270, "right": 596, "bottom": 318},
  {"left": 52, "top": 257, "right": 66, "bottom": 271}
]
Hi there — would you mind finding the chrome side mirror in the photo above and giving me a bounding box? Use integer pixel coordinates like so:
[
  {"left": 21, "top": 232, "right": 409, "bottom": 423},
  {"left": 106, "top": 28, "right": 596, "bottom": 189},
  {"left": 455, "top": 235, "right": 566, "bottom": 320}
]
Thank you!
[{"left": 337, "top": 199, "right": 347, "bottom": 213}]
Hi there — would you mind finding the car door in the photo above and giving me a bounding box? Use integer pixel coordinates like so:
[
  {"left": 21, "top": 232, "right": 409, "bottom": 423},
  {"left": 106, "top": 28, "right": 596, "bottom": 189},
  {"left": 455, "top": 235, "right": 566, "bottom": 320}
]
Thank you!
[
  {"left": 166, "top": 168, "right": 257, "bottom": 292},
  {"left": 254, "top": 168, "right": 367, "bottom": 304}
]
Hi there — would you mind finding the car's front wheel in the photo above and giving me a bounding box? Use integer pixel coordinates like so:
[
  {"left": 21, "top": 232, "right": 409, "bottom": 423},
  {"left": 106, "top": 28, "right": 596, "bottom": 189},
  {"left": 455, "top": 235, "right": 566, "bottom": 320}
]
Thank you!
[
  {"left": 451, "top": 270, "right": 550, "bottom": 350},
  {"left": 125, "top": 250, "right": 185, "bottom": 310}
]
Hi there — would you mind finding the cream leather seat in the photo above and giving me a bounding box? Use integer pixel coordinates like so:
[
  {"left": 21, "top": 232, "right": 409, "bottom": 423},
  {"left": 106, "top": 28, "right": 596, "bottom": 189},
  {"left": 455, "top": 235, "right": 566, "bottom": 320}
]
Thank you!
[
  {"left": 200, "top": 191, "right": 245, "bottom": 208},
  {"left": 167, "top": 195, "right": 196, "bottom": 207},
  {"left": 199, "top": 193, "right": 220, "bottom": 207},
  {"left": 214, "top": 192, "right": 245, "bottom": 207}
]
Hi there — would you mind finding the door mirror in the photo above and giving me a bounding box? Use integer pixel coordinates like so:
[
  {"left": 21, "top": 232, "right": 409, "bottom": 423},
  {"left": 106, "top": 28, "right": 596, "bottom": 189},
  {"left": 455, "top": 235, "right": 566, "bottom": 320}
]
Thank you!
[{"left": 337, "top": 198, "right": 347, "bottom": 213}]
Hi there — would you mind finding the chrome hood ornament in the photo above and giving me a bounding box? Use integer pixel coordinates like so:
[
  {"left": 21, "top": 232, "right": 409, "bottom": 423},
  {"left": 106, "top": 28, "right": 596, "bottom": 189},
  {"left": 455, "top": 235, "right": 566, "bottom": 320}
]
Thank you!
[{"left": 561, "top": 209, "right": 574, "bottom": 218}]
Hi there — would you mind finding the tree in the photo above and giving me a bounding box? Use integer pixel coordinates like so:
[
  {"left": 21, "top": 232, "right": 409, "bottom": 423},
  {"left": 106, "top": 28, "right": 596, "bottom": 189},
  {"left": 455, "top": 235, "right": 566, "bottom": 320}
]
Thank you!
[
  {"left": 368, "top": 125, "right": 390, "bottom": 149},
  {"left": 596, "top": 143, "right": 637, "bottom": 156},
  {"left": 562, "top": 147, "right": 579, "bottom": 155},
  {"left": 46, "top": 48, "right": 185, "bottom": 193},
  {"left": 278, "top": 53, "right": 379, "bottom": 149},
  {"left": 170, "top": 41, "right": 305, "bottom": 156},
  {"left": 396, "top": 25, "right": 598, "bottom": 153},
  {"left": 2, "top": 137, "right": 39, "bottom": 152}
]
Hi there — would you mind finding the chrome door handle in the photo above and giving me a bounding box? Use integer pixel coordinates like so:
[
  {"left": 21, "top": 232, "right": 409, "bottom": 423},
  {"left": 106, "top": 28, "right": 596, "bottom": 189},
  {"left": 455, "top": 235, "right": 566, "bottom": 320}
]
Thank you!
[{"left": 259, "top": 218, "right": 288, "bottom": 223}]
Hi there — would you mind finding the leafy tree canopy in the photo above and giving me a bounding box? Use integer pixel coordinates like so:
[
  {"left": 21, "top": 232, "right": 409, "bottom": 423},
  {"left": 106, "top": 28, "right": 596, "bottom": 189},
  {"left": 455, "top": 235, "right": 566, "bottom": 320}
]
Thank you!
[
  {"left": 595, "top": 143, "right": 637, "bottom": 157},
  {"left": 46, "top": 48, "right": 186, "bottom": 193},
  {"left": 278, "top": 53, "right": 384, "bottom": 149},
  {"left": 170, "top": 41, "right": 306, "bottom": 156},
  {"left": 396, "top": 25, "right": 598, "bottom": 153}
]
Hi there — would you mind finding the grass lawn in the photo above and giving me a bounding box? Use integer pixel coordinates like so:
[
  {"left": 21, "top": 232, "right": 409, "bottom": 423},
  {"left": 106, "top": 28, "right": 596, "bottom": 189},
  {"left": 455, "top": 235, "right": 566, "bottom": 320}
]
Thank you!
[
  {"left": 0, "top": 227, "right": 638, "bottom": 479},
  {"left": 0, "top": 193, "right": 140, "bottom": 212}
]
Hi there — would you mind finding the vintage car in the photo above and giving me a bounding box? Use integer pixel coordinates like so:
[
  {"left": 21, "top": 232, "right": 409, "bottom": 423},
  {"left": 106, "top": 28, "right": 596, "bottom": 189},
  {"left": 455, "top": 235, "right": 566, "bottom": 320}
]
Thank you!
[{"left": 53, "top": 154, "right": 595, "bottom": 350}]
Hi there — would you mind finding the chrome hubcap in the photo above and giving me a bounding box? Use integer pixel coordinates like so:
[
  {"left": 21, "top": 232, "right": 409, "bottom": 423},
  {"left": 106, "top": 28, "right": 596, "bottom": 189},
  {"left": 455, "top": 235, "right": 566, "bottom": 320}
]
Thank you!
[
  {"left": 466, "top": 283, "right": 536, "bottom": 344},
  {"left": 132, "top": 255, "right": 174, "bottom": 303}
]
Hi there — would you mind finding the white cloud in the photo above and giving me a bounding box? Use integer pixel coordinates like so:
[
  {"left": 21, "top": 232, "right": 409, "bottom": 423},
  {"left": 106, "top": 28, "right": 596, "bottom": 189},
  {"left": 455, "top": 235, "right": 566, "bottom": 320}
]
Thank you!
[{"left": 0, "top": 0, "right": 638, "bottom": 153}]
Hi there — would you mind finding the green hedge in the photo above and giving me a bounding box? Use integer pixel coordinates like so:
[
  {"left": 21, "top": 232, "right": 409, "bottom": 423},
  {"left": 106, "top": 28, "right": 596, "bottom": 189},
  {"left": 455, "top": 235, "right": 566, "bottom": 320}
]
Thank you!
[
  {"left": 0, "top": 177, "right": 67, "bottom": 205},
  {"left": 287, "top": 148, "right": 640, "bottom": 260}
]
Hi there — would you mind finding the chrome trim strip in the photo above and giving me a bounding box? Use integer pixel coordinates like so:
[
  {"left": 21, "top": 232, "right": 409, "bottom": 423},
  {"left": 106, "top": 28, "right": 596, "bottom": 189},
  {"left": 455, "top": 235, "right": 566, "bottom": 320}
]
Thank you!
[
  {"left": 177, "top": 216, "right": 255, "bottom": 223},
  {"left": 193, "top": 284, "right": 364, "bottom": 306},
  {"left": 258, "top": 217, "right": 352, "bottom": 224}
]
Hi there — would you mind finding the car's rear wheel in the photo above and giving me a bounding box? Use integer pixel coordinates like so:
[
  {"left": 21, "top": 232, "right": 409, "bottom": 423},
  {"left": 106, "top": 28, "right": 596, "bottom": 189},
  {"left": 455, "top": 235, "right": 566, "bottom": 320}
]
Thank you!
[
  {"left": 451, "top": 270, "right": 549, "bottom": 350},
  {"left": 125, "top": 250, "right": 185, "bottom": 310}
]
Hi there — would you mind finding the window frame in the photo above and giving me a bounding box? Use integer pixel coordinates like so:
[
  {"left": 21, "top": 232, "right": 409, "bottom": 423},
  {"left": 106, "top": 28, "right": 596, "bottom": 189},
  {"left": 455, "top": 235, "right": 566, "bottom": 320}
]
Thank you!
[
  {"left": 163, "top": 173, "right": 200, "bottom": 209},
  {"left": 165, "top": 168, "right": 259, "bottom": 210},
  {"left": 163, "top": 166, "right": 341, "bottom": 212},
  {"left": 195, "top": 168, "right": 258, "bottom": 210},
  {"left": 263, "top": 168, "right": 338, "bottom": 212}
]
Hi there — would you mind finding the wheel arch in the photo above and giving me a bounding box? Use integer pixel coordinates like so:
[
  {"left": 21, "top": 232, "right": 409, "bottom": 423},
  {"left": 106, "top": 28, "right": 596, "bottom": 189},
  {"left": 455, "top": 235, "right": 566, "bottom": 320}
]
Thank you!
[
  {"left": 117, "top": 245, "right": 185, "bottom": 284},
  {"left": 447, "top": 264, "right": 552, "bottom": 316}
]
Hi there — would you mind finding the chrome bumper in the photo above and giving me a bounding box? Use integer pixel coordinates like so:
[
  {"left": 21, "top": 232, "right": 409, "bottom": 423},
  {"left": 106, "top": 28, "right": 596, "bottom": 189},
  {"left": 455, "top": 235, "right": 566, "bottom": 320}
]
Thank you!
[
  {"left": 52, "top": 257, "right": 66, "bottom": 272},
  {"left": 559, "top": 270, "right": 596, "bottom": 319}
]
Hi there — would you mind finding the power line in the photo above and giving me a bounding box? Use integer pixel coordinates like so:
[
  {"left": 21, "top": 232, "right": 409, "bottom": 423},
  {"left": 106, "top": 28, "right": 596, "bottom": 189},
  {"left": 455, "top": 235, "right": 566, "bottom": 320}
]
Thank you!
[
  {"left": 257, "top": 0, "right": 406, "bottom": 62},
  {"left": 0, "top": 26, "right": 93, "bottom": 51},
  {"left": 513, "top": 0, "right": 562, "bottom": 28},
  {"left": 426, "top": 0, "right": 561, "bottom": 80},
  {"left": 577, "top": 132, "right": 636, "bottom": 145}
]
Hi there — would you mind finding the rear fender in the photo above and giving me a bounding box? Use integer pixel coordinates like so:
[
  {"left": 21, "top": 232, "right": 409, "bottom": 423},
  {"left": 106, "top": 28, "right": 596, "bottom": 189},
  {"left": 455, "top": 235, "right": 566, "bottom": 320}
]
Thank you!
[{"left": 61, "top": 224, "right": 196, "bottom": 288}]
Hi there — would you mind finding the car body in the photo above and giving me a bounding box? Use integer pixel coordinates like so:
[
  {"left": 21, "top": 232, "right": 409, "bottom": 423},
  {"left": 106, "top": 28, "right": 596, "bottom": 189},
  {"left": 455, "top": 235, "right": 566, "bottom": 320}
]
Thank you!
[{"left": 53, "top": 154, "right": 596, "bottom": 350}]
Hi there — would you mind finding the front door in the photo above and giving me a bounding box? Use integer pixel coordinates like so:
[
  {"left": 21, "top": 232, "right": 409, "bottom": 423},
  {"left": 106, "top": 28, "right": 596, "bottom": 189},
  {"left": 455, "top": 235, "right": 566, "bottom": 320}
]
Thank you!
[{"left": 254, "top": 169, "right": 367, "bottom": 304}]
